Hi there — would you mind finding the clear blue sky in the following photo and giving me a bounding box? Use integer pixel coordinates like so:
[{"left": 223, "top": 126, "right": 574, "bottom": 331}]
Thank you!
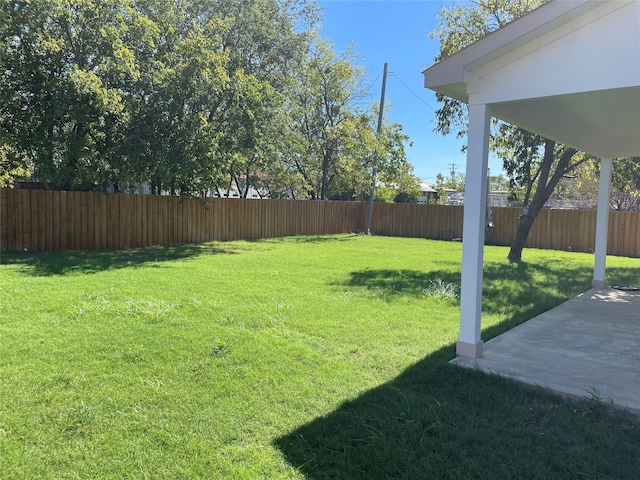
[{"left": 317, "top": 0, "right": 504, "bottom": 183}]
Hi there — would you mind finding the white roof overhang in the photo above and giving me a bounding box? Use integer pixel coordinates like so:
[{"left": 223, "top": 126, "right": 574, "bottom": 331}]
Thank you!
[{"left": 423, "top": 0, "right": 640, "bottom": 159}]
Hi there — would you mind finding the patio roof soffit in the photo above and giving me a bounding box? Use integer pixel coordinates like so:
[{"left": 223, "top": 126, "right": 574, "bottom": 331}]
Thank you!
[
  {"left": 422, "top": 0, "right": 640, "bottom": 158},
  {"left": 423, "top": 0, "right": 629, "bottom": 102}
]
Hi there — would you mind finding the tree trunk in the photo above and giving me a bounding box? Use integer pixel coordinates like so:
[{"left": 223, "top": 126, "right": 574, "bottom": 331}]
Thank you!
[
  {"left": 320, "top": 154, "right": 330, "bottom": 200},
  {"left": 243, "top": 165, "right": 251, "bottom": 198},
  {"left": 233, "top": 173, "right": 243, "bottom": 198},
  {"left": 507, "top": 141, "right": 579, "bottom": 261},
  {"left": 508, "top": 210, "right": 537, "bottom": 262}
]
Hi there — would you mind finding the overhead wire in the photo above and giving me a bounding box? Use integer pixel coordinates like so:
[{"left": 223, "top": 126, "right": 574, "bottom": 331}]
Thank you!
[
  {"left": 388, "top": 72, "right": 438, "bottom": 112},
  {"left": 367, "top": 69, "right": 383, "bottom": 94}
]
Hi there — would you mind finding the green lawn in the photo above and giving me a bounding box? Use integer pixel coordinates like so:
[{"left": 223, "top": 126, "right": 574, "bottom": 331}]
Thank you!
[{"left": 1, "top": 235, "right": 639, "bottom": 479}]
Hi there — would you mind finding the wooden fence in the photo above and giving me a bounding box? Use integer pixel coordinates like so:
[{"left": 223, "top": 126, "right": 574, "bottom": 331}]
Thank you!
[
  {"left": 486, "top": 207, "right": 640, "bottom": 257},
  {"left": 0, "top": 189, "right": 365, "bottom": 251},
  {"left": 1, "top": 188, "right": 640, "bottom": 257}
]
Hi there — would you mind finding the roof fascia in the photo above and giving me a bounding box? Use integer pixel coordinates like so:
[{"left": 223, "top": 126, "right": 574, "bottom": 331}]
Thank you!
[
  {"left": 423, "top": 0, "right": 603, "bottom": 101},
  {"left": 468, "top": 1, "right": 634, "bottom": 92}
]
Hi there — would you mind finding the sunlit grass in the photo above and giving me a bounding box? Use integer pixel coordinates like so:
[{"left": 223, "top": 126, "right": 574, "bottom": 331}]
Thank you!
[{"left": 1, "top": 235, "right": 639, "bottom": 478}]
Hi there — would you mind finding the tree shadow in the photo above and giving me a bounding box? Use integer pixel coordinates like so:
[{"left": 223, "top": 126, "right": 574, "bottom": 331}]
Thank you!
[
  {"left": 0, "top": 242, "right": 239, "bottom": 276},
  {"left": 285, "top": 257, "right": 640, "bottom": 477},
  {"left": 274, "top": 343, "right": 640, "bottom": 479},
  {"left": 256, "top": 234, "right": 361, "bottom": 244},
  {"left": 334, "top": 261, "right": 640, "bottom": 341}
]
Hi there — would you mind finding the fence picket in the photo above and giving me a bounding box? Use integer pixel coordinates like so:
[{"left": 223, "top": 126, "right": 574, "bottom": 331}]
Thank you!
[{"left": 2, "top": 188, "right": 640, "bottom": 257}]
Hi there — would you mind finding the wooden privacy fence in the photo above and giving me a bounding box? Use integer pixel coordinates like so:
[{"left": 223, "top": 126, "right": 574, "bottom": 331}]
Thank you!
[
  {"left": 1, "top": 188, "right": 640, "bottom": 257},
  {"left": 486, "top": 207, "right": 640, "bottom": 257},
  {"left": 0, "top": 189, "right": 365, "bottom": 251},
  {"left": 374, "top": 202, "right": 640, "bottom": 257}
]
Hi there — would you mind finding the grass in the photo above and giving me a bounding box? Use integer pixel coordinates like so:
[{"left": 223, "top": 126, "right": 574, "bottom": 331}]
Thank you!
[{"left": 1, "top": 235, "right": 639, "bottom": 479}]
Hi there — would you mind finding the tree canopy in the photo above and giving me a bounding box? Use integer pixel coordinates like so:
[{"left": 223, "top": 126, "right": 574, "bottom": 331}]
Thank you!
[
  {"left": 548, "top": 157, "right": 640, "bottom": 211},
  {"left": 0, "top": 0, "right": 418, "bottom": 201}
]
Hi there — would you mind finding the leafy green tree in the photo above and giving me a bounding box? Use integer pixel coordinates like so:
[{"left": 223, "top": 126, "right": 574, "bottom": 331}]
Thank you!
[
  {"left": 0, "top": 145, "right": 29, "bottom": 187},
  {"left": 489, "top": 173, "right": 509, "bottom": 191},
  {"left": 522, "top": 156, "right": 640, "bottom": 212},
  {"left": 435, "top": 171, "right": 465, "bottom": 192},
  {"left": 285, "top": 40, "right": 416, "bottom": 201},
  {"left": 124, "top": 2, "right": 231, "bottom": 194},
  {"left": 1, "top": 0, "right": 414, "bottom": 202},
  {"left": 431, "top": 0, "right": 592, "bottom": 261},
  {"left": 392, "top": 174, "right": 421, "bottom": 203},
  {"left": 566, "top": 157, "right": 640, "bottom": 211},
  {"left": 1, "top": 0, "right": 318, "bottom": 194},
  {"left": 285, "top": 41, "right": 368, "bottom": 200},
  {"left": 326, "top": 113, "right": 414, "bottom": 202},
  {"left": 1, "top": 0, "right": 145, "bottom": 190},
  {"left": 610, "top": 158, "right": 640, "bottom": 211},
  {"left": 376, "top": 122, "right": 420, "bottom": 204},
  {"left": 208, "top": 0, "right": 319, "bottom": 197}
]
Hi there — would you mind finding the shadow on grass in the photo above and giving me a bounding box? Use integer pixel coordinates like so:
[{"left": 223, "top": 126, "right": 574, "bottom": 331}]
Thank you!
[
  {"left": 0, "top": 242, "right": 239, "bottom": 276},
  {"left": 336, "top": 261, "right": 640, "bottom": 344},
  {"left": 255, "top": 234, "right": 361, "bottom": 244},
  {"left": 275, "top": 343, "right": 640, "bottom": 480}
]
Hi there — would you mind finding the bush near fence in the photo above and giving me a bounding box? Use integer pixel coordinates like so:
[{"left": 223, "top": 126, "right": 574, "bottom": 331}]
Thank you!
[{"left": 1, "top": 188, "right": 639, "bottom": 257}]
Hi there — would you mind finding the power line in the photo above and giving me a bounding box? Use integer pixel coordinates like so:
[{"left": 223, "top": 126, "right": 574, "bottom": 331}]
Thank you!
[
  {"left": 388, "top": 73, "right": 437, "bottom": 112},
  {"left": 367, "top": 69, "right": 383, "bottom": 94}
]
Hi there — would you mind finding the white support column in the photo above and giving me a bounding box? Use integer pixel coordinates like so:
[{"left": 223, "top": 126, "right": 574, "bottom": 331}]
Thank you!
[
  {"left": 593, "top": 157, "right": 613, "bottom": 289},
  {"left": 457, "top": 103, "right": 491, "bottom": 359}
]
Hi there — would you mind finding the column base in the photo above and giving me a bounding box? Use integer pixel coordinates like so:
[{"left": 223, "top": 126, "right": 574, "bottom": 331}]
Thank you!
[
  {"left": 456, "top": 340, "right": 484, "bottom": 359},
  {"left": 592, "top": 279, "right": 606, "bottom": 289}
]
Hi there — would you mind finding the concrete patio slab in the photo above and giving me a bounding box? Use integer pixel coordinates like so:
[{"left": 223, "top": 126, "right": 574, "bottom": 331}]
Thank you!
[{"left": 452, "top": 288, "right": 640, "bottom": 412}]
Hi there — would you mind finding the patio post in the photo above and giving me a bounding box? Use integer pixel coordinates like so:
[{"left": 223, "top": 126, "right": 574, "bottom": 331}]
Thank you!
[
  {"left": 457, "top": 102, "right": 491, "bottom": 359},
  {"left": 593, "top": 157, "right": 613, "bottom": 289}
]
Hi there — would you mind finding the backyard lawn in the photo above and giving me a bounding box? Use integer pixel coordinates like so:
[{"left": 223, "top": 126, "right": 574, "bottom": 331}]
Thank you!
[{"left": 1, "top": 235, "right": 639, "bottom": 479}]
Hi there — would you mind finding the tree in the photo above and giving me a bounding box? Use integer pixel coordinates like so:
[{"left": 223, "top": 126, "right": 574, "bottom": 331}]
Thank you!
[
  {"left": 375, "top": 122, "right": 418, "bottom": 202},
  {"left": 1, "top": 0, "right": 414, "bottom": 201},
  {"left": 126, "top": 8, "right": 228, "bottom": 194},
  {"left": 430, "top": 0, "right": 592, "bottom": 261},
  {"left": 326, "top": 113, "right": 417, "bottom": 202},
  {"left": 513, "top": 156, "right": 640, "bottom": 211},
  {"left": 0, "top": 0, "right": 318, "bottom": 194},
  {"left": 284, "top": 41, "right": 367, "bottom": 200},
  {"left": 390, "top": 174, "right": 421, "bottom": 204},
  {"left": 610, "top": 158, "right": 640, "bottom": 211},
  {"left": 1, "top": 0, "right": 146, "bottom": 190},
  {"left": 489, "top": 173, "right": 509, "bottom": 191},
  {"left": 435, "top": 171, "right": 465, "bottom": 192},
  {"left": 0, "top": 145, "right": 29, "bottom": 187},
  {"left": 125, "top": 0, "right": 312, "bottom": 196},
  {"left": 496, "top": 132, "right": 583, "bottom": 259},
  {"left": 391, "top": 167, "right": 421, "bottom": 204},
  {"left": 207, "top": 0, "right": 319, "bottom": 197},
  {"left": 569, "top": 157, "right": 640, "bottom": 211}
]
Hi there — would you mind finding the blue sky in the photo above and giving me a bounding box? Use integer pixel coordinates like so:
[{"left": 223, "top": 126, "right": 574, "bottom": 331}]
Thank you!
[{"left": 316, "top": 0, "right": 504, "bottom": 183}]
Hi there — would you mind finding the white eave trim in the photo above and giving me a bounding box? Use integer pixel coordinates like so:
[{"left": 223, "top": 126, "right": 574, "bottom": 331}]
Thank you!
[{"left": 422, "top": 0, "right": 603, "bottom": 101}]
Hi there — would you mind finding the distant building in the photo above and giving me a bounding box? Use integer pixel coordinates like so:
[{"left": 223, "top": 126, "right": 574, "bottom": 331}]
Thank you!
[
  {"left": 488, "top": 191, "right": 509, "bottom": 207},
  {"left": 445, "top": 191, "right": 464, "bottom": 206},
  {"left": 113, "top": 180, "right": 269, "bottom": 199},
  {"left": 417, "top": 183, "right": 438, "bottom": 204},
  {"left": 444, "top": 190, "right": 510, "bottom": 207}
]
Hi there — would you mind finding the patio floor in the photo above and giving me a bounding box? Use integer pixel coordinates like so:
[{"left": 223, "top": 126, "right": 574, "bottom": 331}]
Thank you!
[{"left": 452, "top": 288, "right": 640, "bottom": 413}]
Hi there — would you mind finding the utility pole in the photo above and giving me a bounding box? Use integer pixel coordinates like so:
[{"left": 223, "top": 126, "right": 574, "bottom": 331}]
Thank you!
[
  {"left": 365, "top": 62, "right": 388, "bottom": 235},
  {"left": 449, "top": 163, "right": 457, "bottom": 185}
]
